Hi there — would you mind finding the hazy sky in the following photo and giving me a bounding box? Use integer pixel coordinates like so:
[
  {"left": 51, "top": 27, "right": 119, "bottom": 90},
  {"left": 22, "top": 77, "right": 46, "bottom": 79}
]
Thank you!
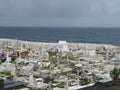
[{"left": 0, "top": 0, "right": 120, "bottom": 27}]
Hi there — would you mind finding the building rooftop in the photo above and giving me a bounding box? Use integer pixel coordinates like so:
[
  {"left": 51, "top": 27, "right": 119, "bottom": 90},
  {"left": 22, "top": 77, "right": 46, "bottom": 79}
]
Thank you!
[{"left": 0, "top": 79, "right": 25, "bottom": 90}]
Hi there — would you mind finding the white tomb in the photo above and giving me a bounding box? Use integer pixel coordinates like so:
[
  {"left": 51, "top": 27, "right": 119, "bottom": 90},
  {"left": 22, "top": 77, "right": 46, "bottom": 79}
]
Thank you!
[{"left": 58, "top": 41, "right": 69, "bottom": 53}]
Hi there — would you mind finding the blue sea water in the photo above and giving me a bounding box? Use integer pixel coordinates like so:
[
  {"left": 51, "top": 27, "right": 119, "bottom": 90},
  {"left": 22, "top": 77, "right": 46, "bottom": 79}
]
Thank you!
[{"left": 0, "top": 27, "right": 120, "bottom": 45}]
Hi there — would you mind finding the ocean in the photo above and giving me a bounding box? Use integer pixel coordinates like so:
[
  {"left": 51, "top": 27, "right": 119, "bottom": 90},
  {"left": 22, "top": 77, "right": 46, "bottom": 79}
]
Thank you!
[{"left": 0, "top": 27, "right": 120, "bottom": 45}]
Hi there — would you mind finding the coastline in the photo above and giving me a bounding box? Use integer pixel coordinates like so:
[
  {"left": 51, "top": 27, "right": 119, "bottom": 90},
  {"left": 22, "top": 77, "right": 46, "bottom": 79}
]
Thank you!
[{"left": 0, "top": 38, "right": 115, "bottom": 47}]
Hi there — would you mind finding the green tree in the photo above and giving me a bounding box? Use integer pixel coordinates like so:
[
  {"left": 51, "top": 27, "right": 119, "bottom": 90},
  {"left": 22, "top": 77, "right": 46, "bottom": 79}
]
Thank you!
[
  {"left": 110, "top": 67, "right": 120, "bottom": 80},
  {"left": 81, "top": 78, "right": 90, "bottom": 85}
]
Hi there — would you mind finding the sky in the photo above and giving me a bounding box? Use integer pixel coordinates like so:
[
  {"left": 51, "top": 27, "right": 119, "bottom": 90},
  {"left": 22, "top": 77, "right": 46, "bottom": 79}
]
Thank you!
[{"left": 0, "top": 0, "right": 120, "bottom": 27}]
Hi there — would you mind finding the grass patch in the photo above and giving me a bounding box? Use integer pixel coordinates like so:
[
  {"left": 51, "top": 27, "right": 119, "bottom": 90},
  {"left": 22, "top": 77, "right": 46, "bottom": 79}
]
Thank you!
[
  {"left": 97, "top": 52, "right": 106, "bottom": 55},
  {"left": 48, "top": 52, "right": 57, "bottom": 57},
  {"left": 0, "top": 71, "right": 10, "bottom": 76}
]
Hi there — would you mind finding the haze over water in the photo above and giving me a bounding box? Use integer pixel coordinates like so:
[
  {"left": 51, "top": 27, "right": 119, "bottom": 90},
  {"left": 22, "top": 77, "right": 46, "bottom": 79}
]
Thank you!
[{"left": 0, "top": 27, "right": 120, "bottom": 45}]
